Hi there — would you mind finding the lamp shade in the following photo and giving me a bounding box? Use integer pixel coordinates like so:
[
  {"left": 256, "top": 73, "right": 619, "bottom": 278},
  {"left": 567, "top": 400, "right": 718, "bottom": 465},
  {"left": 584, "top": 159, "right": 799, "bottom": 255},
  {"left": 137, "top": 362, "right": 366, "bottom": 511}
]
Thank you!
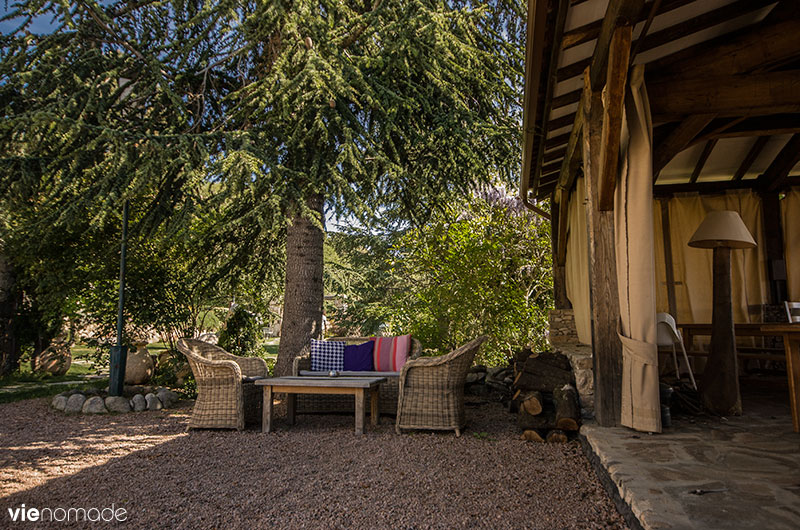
[{"left": 688, "top": 210, "right": 757, "bottom": 249}]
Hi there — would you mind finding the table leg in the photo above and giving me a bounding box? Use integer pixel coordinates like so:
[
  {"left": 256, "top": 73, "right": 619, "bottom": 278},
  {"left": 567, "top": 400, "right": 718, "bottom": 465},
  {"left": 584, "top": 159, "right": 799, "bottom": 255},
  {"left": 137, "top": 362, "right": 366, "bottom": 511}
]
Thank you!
[
  {"left": 370, "top": 387, "right": 379, "bottom": 426},
  {"left": 262, "top": 386, "right": 273, "bottom": 433},
  {"left": 287, "top": 393, "right": 296, "bottom": 425},
  {"left": 355, "top": 389, "right": 365, "bottom": 435},
  {"left": 783, "top": 335, "right": 800, "bottom": 433}
]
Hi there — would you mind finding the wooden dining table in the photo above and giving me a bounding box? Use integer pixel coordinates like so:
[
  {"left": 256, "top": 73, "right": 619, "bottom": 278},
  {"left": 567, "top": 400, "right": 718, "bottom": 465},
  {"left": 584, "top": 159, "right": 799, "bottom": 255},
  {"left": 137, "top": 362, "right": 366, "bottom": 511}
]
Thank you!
[
  {"left": 677, "top": 322, "right": 800, "bottom": 433},
  {"left": 760, "top": 324, "right": 800, "bottom": 433}
]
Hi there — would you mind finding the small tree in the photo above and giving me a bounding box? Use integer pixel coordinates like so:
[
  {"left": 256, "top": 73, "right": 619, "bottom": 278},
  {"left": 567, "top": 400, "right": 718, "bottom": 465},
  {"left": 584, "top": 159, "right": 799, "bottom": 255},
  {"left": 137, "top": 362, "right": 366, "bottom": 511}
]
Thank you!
[{"left": 332, "top": 190, "right": 553, "bottom": 365}]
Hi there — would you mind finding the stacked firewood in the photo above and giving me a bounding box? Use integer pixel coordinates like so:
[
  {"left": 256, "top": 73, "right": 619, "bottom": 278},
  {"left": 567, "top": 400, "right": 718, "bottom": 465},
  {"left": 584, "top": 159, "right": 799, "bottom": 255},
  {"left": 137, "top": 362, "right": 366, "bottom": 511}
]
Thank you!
[{"left": 510, "top": 349, "right": 581, "bottom": 443}]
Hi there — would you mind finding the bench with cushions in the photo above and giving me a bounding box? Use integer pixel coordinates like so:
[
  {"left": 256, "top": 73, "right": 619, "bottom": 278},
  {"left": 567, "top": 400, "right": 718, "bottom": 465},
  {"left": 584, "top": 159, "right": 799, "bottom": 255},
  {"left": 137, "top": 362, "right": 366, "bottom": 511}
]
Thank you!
[{"left": 292, "top": 336, "right": 422, "bottom": 415}]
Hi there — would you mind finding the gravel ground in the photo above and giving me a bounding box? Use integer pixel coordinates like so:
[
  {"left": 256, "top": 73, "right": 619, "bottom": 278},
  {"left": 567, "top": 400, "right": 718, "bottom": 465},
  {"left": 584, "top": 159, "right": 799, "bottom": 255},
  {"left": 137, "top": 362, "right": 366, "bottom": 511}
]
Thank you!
[{"left": 0, "top": 397, "right": 626, "bottom": 529}]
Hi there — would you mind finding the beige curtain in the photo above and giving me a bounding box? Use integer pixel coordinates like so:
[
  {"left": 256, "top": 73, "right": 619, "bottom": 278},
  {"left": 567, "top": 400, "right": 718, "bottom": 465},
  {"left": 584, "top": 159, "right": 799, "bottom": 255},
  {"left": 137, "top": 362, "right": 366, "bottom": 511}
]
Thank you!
[
  {"left": 783, "top": 187, "right": 800, "bottom": 302},
  {"left": 654, "top": 192, "right": 767, "bottom": 324},
  {"left": 565, "top": 177, "right": 592, "bottom": 345},
  {"left": 616, "top": 66, "right": 661, "bottom": 433}
]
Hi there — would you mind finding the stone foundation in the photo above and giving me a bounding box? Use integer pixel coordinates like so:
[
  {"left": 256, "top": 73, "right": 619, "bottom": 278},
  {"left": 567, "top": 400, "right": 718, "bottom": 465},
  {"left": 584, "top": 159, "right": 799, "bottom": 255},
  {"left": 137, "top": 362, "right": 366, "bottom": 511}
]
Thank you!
[{"left": 548, "top": 309, "right": 579, "bottom": 345}]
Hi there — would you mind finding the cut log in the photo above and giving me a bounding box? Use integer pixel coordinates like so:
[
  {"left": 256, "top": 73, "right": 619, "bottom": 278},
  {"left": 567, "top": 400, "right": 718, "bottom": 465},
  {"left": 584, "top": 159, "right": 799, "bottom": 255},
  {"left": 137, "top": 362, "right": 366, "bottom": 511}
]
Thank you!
[
  {"left": 546, "top": 429, "right": 568, "bottom": 443},
  {"left": 523, "top": 351, "right": 572, "bottom": 372},
  {"left": 520, "top": 391, "right": 544, "bottom": 416},
  {"left": 554, "top": 384, "right": 581, "bottom": 431},
  {"left": 518, "top": 409, "right": 557, "bottom": 431},
  {"left": 520, "top": 429, "right": 545, "bottom": 443},
  {"left": 513, "top": 365, "right": 572, "bottom": 392}
]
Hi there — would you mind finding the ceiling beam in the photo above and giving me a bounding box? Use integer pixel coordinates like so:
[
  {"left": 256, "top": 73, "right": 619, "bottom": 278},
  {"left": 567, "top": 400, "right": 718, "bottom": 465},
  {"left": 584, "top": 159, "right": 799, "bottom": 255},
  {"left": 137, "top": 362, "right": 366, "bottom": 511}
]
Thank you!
[
  {"left": 733, "top": 136, "right": 769, "bottom": 181},
  {"left": 529, "top": 0, "right": 570, "bottom": 201},
  {"left": 689, "top": 139, "right": 718, "bottom": 184},
  {"left": 598, "top": 25, "right": 633, "bottom": 210},
  {"left": 759, "top": 134, "right": 800, "bottom": 191},
  {"left": 653, "top": 114, "right": 716, "bottom": 179},
  {"left": 692, "top": 114, "right": 800, "bottom": 144},
  {"left": 653, "top": 179, "right": 766, "bottom": 197},
  {"left": 648, "top": 70, "right": 800, "bottom": 122},
  {"left": 587, "top": 0, "right": 644, "bottom": 91},
  {"left": 562, "top": 0, "right": 694, "bottom": 50},
  {"left": 520, "top": 0, "right": 550, "bottom": 209},
  {"left": 649, "top": 15, "right": 800, "bottom": 81}
]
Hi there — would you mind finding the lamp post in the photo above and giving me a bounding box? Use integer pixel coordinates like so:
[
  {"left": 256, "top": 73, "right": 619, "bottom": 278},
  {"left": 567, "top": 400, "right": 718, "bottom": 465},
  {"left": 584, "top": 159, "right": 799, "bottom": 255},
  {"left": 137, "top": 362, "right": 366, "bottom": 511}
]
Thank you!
[
  {"left": 108, "top": 200, "right": 129, "bottom": 396},
  {"left": 688, "top": 210, "right": 756, "bottom": 416}
]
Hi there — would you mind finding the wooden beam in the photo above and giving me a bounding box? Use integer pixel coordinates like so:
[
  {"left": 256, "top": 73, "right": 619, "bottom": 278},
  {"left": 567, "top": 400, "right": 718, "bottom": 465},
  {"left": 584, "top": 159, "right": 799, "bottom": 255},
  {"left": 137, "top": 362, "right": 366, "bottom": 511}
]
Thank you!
[
  {"left": 551, "top": 196, "right": 571, "bottom": 308},
  {"left": 648, "top": 71, "right": 800, "bottom": 122},
  {"left": 732, "top": 136, "right": 769, "bottom": 181},
  {"left": 760, "top": 134, "right": 800, "bottom": 192},
  {"left": 653, "top": 114, "right": 716, "bottom": 178},
  {"left": 598, "top": 24, "right": 632, "bottom": 211},
  {"left": 545, "top": 132, "right": 571, "bottom": 150},
  {"left": 659, "top": 199, "right": 678, "bottom": 318},
  {"left": 649, "top": 16, "right": 800, "bottom": 81},
  {"left": 689, "top": 139, "right": 718, "bottom": 184},
  {"left": 552, "top": 89, "right": 582, "bottom": 109},
  {"left": 530, "top": 0, "right": 571, "bottom": 195},
  {"left": 562, "top": 0, "right": 694, "bottom": 50},
  {"left": 588, "top": 0, "right": 644, "bottom": 91},
  {"left": 520, "top": 0, "right": 550, "bottom": 211},
  {"left": 556, "top": 97, "right": 585, "bottom": 192},
  {"left": 693, "top": 115, "right": 800, "bottom": 144},
  {"left": 760, "top": 192, "right": 788, "bottom": 304},
  {"left": 544, "top": 147, "right": 567, "bottom": 163},
  {"left": 556, "top": 187, "right": 570, "bottom": 267},
  {"left": 635, "top": 0, "right": 778, "bottom": 57},
  {"left": 583, "top": 71, "right": 622, "bottom": 427},
  {"left": 652, "top": 178, "right": 800, "bottom": 197}
]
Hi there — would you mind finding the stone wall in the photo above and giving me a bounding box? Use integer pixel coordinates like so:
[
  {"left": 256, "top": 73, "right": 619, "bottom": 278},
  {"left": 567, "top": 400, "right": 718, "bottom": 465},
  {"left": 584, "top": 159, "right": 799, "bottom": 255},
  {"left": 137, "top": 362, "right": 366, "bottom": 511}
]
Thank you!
[{"left": 548, "top": 309, "right": 579, "bottom": 345}]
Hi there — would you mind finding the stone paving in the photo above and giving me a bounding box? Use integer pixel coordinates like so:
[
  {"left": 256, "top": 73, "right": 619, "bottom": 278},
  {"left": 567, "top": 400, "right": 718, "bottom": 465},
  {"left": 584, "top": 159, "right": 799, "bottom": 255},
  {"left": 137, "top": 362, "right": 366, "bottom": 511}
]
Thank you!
[{"left": 582, "top": 381, "right": 800, "bottom": 529}]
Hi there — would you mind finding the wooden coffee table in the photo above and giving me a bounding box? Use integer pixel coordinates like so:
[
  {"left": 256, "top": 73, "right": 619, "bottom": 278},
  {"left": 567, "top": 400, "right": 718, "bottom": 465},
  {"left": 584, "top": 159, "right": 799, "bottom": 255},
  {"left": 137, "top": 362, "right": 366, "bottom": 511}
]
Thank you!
[{"left": 255, "top": 376, "right": 386, "bottom": 434}]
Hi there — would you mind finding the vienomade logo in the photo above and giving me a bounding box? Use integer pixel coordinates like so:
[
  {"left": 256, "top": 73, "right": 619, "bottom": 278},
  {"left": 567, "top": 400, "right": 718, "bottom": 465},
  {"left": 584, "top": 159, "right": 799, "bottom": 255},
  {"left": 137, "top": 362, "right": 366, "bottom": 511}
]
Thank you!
[{"left": 7, "top": 503, "right": 128, "bottom": 523}]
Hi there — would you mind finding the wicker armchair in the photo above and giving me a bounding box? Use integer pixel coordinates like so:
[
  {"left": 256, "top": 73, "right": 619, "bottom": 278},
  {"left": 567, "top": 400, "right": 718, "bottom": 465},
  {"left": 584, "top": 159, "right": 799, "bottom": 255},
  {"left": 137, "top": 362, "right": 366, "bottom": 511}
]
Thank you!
[
  {"left": 177, "top": 338, "right": 269, "bottom": 430},
  {"left": 395, "top": 336, "right": 488, "bottom": 436},
  {"left": 292, "top": 337, "right": 422, "bottom": 415}
]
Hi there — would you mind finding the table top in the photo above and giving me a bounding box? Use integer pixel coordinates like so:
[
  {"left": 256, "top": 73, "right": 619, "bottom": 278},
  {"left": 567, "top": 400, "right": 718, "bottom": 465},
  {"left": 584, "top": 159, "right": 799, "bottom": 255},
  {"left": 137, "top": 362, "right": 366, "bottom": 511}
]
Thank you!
[
  {"left": 255, "top": 376, "right": 387, "bottom": 388},
  {"left": 761, "top": 323, "right": 800, "bottom": 333}
]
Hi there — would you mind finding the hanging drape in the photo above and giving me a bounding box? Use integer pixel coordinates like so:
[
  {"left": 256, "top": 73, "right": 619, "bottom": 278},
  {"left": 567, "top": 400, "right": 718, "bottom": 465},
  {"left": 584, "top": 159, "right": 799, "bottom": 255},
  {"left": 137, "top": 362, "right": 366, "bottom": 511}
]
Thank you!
[
  {"left": 565, "top": 177, "right": 592, "bottom": 345},
  {"left": 616, "top": 66, "right": 661, "bottom": 433},
  {"left": 783, "top": 187, "right": 800, "bottom": 302},
  {"left": 653, "top": 192, "right": 768, "bottom": 323}
]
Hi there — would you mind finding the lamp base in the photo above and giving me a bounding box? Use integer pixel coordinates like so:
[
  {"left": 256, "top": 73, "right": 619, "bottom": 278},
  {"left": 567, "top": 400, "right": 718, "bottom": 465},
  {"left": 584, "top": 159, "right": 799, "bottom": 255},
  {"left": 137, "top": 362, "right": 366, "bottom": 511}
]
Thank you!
[{"left": 700, "top": 246, "right": 742, "bottom": 416}]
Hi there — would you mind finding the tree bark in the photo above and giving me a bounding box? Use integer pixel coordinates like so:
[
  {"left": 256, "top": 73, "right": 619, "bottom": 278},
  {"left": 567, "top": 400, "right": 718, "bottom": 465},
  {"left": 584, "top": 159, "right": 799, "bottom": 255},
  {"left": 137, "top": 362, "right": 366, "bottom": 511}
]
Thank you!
[
  {"left": 275, "top": 194, "right": 325, "bottom": 376},
  {"left": 0, "top": 249, "right": 20, "bottom": 377}
]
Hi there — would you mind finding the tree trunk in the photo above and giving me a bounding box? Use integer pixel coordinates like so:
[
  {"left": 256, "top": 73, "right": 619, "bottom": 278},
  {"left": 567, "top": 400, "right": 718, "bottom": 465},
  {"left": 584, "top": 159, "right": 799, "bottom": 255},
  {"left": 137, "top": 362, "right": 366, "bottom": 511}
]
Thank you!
[
  {"left": 275, "top": 194, "right": 325, "bottom": 376},
  {"left": 0, "top": 249, "right": 20, "bottom": 377}
]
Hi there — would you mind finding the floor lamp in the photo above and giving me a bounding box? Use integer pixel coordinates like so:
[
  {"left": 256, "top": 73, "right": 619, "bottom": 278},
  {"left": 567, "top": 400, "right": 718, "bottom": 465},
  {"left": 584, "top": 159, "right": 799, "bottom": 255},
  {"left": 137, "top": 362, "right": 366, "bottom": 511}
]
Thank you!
[{"left": 688, "top": 210, "right": 756, "bottom": 416}]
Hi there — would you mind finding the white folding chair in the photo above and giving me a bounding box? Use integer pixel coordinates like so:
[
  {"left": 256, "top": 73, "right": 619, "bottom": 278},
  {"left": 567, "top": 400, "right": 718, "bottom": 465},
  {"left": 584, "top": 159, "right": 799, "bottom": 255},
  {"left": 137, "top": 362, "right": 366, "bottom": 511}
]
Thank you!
[
  {"left": 785, "top": 301, "right": 800, "bottom": 323},
  {"left": 657, "top": 313, "right": 697, "bottom": 390}
]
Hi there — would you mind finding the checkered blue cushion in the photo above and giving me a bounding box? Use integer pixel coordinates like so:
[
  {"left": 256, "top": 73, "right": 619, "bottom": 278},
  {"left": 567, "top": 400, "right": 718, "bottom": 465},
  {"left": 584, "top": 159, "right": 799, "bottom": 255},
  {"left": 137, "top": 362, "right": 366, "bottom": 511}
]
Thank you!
[{"left": 310, "top": 339, "right": 345, "bottom": 371}]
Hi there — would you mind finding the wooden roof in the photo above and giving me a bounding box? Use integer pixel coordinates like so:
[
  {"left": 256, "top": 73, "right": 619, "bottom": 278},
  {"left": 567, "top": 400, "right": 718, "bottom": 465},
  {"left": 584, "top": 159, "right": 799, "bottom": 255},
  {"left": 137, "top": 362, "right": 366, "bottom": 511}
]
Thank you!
[{"left": 521, "top": 0, "right": 800, "bottom": 202}]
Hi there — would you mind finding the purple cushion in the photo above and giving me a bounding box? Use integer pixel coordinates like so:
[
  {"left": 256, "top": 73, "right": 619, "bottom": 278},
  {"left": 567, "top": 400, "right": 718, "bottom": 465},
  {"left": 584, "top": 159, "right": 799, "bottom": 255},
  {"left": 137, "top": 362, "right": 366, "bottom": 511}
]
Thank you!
[{"left": 343, "top": 341, "right": 375, "bottom": 371}]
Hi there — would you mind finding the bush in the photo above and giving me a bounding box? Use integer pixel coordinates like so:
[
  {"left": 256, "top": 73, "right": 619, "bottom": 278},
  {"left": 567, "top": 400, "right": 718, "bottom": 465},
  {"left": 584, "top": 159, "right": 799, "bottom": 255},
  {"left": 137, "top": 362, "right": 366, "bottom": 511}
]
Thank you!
[{"left": 218, "top": 305, "right": 261, "bottom": 357}]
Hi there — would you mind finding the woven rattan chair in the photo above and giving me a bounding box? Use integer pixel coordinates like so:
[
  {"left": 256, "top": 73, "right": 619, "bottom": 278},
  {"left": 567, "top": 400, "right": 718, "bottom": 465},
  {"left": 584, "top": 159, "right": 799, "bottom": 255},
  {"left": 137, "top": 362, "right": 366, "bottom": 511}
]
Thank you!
[
  {"left": 177, "top": 338, "right": 268, "bottom": 430},
  {"left": 395, "top": 335, "right": 488, "bottom": 436},
  {"left": 292, "top": 337, "right": 422, "bottom": 415}
]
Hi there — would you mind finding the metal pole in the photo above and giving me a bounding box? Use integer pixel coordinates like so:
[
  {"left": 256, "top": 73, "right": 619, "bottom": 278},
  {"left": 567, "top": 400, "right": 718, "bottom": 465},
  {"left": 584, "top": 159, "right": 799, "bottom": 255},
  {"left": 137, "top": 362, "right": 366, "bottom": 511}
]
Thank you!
[{"left": 109, "top": 200, "right": 129, "bottom": 396}]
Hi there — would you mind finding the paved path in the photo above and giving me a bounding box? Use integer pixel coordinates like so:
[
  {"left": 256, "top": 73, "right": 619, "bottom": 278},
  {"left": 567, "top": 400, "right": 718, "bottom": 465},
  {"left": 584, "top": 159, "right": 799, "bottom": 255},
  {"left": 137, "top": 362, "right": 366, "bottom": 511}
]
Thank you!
[{"left": 582, "top": 387, "right": 800, "bottom": 529}]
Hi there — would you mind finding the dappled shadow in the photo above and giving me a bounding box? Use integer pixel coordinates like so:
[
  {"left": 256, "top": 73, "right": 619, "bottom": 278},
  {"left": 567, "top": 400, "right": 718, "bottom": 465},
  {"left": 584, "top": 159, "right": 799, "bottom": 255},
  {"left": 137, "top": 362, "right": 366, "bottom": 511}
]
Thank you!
[{"left": 1, "top": 398, "right": 626, "bottom": 529}]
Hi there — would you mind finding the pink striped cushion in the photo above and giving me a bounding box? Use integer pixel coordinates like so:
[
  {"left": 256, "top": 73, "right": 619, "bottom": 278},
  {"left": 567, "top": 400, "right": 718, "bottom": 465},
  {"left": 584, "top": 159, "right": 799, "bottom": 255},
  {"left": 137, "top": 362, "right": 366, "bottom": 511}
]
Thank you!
[{"left": 373, "top": 335, "right": 411, "bottom": 372}]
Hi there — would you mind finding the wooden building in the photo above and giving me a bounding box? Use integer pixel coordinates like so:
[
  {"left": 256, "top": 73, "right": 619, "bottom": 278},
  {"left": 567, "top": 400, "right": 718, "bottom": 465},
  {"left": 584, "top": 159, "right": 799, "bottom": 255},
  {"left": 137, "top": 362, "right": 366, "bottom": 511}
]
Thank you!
[{"left": 520, "top": 0, "right": 800, "bottom": 431}]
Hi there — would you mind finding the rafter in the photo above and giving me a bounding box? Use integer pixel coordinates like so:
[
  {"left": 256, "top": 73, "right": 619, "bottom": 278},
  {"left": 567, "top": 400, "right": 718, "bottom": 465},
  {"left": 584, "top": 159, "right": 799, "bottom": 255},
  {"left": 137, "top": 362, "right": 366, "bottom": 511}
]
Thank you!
[
  {"left": 648, "top": 71, "right": 800, "bottom": 122},
  {"left": 733, "top": 137, "right": 769, "bottom": 181},
  {"left": 689, "top": 139, "right": 718, "bottom": 183},
  {"left": 692, "top": 115, "right": 800, "bottom": 144},
  {"left": 653, "top": 115, "right": 716, "bottom": 179},
  {"left": 760, "top": 134, "right": 800, "bottom": 191}
]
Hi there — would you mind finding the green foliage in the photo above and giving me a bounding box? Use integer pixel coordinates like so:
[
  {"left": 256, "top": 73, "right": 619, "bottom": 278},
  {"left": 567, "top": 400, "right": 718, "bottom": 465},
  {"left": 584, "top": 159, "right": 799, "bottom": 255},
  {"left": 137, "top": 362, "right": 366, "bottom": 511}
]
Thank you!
[
  {"left": 218, "top": 305, "right": 261, "bottom": 357},
  {"left": 0, "top": 1, "right": 528, "bottom": 371},
  {"left": 331, "top": 190, "right": 553, "bottom": 366}
]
